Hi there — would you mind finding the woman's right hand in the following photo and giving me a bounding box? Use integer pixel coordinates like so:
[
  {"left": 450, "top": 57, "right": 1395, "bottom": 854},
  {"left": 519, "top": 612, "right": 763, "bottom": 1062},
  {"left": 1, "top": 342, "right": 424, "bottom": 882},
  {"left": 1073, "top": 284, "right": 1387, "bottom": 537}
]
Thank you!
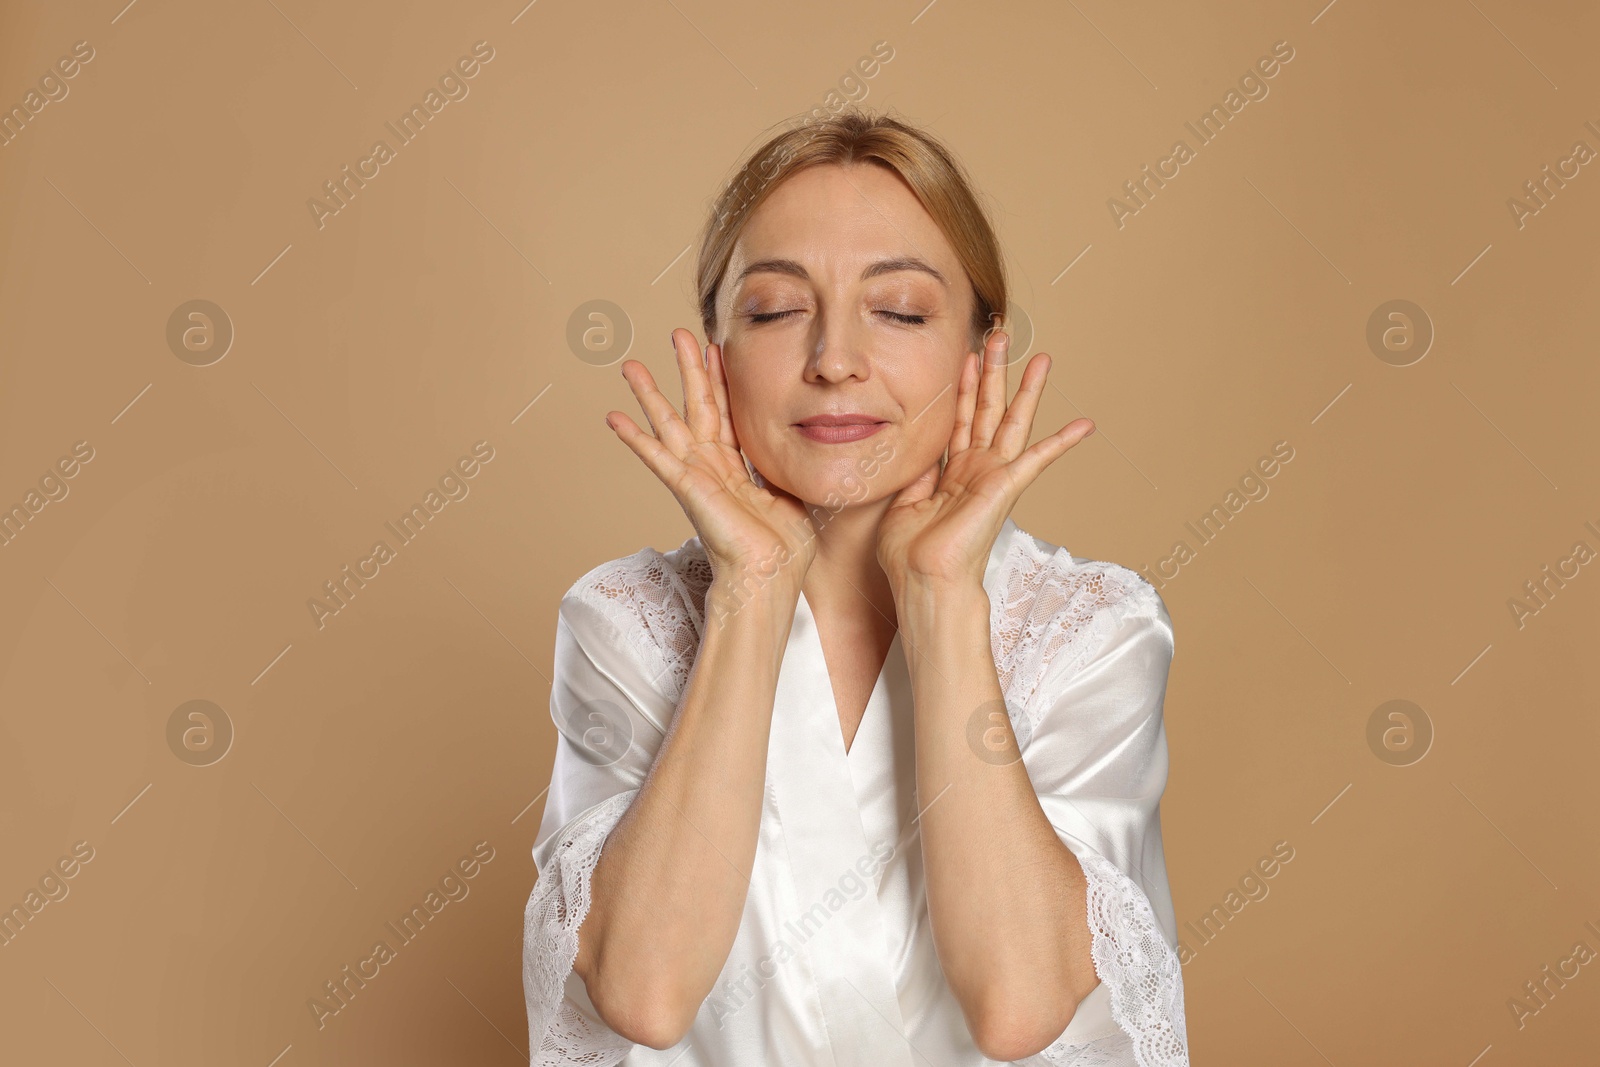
[{"left": 604, "top": 328, "right": 818, "bottom": 593}]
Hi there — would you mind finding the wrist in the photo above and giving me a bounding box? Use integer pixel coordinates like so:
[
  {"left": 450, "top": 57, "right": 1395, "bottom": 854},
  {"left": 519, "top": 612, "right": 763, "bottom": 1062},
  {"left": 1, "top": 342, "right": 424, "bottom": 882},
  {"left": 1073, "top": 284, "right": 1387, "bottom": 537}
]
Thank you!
[
  {"left": 893, "top": 574, "right": 990, "bottom": 636},
  {"left": 707, "top": 567, "right": 804, "bottom": 626},
  {"left": 892, "top": 569, "right": 987, "bottom": 606}
]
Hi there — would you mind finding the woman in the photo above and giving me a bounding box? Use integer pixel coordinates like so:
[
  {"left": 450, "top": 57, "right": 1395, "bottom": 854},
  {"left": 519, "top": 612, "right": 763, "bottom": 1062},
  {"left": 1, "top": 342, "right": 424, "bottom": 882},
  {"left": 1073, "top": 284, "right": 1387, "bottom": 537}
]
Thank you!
[{"left": 523, "top": 109, "right": 1188, "bottom": 1067}]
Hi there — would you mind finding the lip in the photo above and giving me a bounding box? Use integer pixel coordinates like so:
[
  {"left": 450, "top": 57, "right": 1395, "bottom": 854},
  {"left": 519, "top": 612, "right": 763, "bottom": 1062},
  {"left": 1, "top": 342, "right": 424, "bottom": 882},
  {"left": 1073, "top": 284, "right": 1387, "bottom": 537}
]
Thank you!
[{"left": 793, "top": 413, "right": 888, "bottom": 443}]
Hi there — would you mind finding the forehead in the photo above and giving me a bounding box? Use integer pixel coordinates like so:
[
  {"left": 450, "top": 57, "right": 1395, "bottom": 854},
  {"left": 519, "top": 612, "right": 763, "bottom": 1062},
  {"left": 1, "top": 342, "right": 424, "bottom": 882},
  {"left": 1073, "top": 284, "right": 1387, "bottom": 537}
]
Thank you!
[{"left": 729, "top": 163, "right": 959, "bottom": 277}]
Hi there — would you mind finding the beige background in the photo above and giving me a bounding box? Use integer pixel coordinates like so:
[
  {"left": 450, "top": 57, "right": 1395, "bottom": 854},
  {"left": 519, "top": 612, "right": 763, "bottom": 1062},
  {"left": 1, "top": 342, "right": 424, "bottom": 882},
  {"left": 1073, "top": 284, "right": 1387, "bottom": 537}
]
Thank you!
[{"left": 1, "top": 0, "right": 1597, "bottom": 1063}]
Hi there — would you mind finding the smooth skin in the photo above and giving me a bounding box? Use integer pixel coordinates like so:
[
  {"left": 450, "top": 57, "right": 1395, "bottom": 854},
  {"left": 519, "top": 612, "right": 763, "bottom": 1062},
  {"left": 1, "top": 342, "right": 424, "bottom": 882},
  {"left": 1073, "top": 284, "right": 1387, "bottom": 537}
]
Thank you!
[{"left": 583, "top": 161, "right": 1100, "bottom": 1060}]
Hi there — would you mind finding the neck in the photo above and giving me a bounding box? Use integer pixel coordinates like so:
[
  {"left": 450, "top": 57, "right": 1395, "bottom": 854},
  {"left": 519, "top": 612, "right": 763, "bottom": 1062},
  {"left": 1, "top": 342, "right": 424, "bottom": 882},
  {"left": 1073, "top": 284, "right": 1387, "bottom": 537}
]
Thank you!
[{"left": 801, "top": 498, "right": 898, "bottom": 631}]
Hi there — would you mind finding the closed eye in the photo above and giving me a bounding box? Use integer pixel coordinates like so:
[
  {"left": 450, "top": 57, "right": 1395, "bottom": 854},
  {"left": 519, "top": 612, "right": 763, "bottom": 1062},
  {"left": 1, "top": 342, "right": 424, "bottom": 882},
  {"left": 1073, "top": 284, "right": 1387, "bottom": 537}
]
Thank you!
[{"left": 747, "top": 309, "right": 928, "bottom": 325}]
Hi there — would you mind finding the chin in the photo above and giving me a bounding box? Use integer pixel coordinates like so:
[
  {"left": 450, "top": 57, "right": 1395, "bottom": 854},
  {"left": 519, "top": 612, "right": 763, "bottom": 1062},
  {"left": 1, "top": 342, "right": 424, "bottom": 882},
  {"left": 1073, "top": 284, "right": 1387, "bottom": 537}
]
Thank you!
[
  {"left": 761, "top": 465, "right": 907, "bottom": 516},
  {"left": 756, "top": 469, "right": 856, "bottom": 508}
]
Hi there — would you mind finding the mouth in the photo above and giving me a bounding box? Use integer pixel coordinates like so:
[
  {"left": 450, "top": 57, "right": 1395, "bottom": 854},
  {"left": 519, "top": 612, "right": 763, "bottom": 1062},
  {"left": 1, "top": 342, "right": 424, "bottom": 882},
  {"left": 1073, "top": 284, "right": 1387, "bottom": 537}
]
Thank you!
[{"left": 793, "top": 414, "right": 889, "bottom": 443}]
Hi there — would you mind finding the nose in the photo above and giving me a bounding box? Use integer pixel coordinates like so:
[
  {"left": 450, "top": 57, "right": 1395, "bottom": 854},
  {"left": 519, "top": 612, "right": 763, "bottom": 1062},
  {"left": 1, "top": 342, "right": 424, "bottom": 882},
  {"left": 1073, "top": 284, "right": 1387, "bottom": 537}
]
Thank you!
[{"left": 803, "top": 312, "right": 871, "bottom": 384}]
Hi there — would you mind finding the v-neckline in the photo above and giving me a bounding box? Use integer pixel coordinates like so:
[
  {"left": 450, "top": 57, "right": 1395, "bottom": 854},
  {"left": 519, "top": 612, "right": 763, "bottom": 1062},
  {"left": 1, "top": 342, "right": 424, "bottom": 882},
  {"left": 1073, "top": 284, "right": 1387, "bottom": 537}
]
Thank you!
[
  {"left": 786, "top": 516, "right": 1022, "bottom": 760},
  {"left": 795, "top": 588, "right": 900, "bottom": 759}
]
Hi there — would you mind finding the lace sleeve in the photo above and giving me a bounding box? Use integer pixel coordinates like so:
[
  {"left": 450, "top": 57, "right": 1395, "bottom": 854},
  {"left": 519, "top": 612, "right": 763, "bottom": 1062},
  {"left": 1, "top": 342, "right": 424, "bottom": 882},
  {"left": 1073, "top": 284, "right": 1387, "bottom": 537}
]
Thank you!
[
  {"left": 1002, "top": 561, "right": 1189, "bottom": 1067},
  {"left": 524, "top": 791, "right": 638, "bottom": 1066},
  {"left": 522, "top": 547, "right": 708, "bottom": 1066}
]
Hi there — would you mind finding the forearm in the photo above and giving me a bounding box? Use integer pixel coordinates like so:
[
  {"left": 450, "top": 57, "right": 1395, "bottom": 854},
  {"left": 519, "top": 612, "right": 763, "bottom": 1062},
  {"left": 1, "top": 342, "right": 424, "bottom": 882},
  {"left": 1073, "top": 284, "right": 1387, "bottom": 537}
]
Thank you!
[
  {"left": 898, "top": 577, "right": 1097, "bottom": 1057},
  {"left": 575, "top": 571, "right": 802, "bottom": 1045}
]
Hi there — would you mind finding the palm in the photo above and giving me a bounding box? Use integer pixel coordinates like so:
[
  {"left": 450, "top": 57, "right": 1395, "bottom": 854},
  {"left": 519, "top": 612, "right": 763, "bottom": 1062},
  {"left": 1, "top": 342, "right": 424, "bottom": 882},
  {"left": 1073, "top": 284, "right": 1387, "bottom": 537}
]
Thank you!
[
  {"left": 877, "top": 331, "right": 1096, "bottom": 588},
  {"left": 606, "top": 329, "right": 818, "bottom": 583}
]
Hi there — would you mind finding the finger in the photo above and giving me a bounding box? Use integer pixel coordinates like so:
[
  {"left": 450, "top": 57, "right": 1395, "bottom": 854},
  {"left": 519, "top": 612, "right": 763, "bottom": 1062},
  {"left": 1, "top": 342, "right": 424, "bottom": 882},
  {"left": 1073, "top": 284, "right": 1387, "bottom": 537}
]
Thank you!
[
  {"left": 706, "top": 340, "right": 740, "bottom": 451},
  {"left": 605, "top": 409, "right": 692, "bottom": 489},
  {"left": 673, "top": 328, "right": 721, "bottom": 441},
  {"left": 990, "top": 351, "right": 1052, "bottom": 459},
  {"left": 620, "top": 358, "right": 695, "bottom": 454},
  {"left": 1005, "top": 417, "right": 1096, "bottom": 492},
  {"left": 948, "top": 350, "right": 979, "bottom": 455},
  {"left": 968, "top": 330, "right": 1011, "bottom": 449}
]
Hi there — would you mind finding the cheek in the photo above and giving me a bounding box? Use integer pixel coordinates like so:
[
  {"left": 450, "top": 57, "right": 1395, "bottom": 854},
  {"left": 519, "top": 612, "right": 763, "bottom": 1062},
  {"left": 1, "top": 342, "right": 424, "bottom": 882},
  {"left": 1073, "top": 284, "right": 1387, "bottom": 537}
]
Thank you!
[
  {"left": 723, "top": 372, "right": 761, "bottom": 418},
  {"left": 723, "top": 344, "right": 797, "bottom": 408},
  {"left": 897, "top": 361, "right": 964, "bottom": 426},
  {"left": 901, "top": 416, "right": 952, "bottom": 467},
  {"left": 723, "top": 373, "right": 784, "bottom": 452}
]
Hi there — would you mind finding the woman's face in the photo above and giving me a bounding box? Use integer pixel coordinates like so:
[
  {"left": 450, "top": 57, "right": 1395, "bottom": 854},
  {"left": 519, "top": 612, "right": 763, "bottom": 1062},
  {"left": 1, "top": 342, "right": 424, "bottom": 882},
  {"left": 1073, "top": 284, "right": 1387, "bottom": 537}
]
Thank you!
[{"left": 714, "top": 162, "right": 980, "bottom": 511}]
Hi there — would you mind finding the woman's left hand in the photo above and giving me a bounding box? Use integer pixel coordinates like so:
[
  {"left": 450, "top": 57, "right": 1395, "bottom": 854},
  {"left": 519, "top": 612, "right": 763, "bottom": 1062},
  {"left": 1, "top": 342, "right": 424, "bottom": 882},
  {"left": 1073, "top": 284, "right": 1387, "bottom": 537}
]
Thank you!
[{"left": 876, "top": 330, "right": 1096, "bottom": 593}]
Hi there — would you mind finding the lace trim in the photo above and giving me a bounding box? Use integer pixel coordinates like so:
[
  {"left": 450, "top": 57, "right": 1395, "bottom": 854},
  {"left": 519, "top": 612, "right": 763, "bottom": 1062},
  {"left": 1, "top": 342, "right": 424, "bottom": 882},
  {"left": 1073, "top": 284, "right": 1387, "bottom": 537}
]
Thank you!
[
  {"left": 570, "top": 546, "right": 715, "bottom": 700},
  {"left": 1030, "top": 1027, "right": 1136, "bottom": 1067},
  {"left": 989, "top": 535, "right": 1158, "bottom": 729},
  {"left": 523, "top": 790, "right": 638, "bottom": 1067},
  {"left": 1058, "top": 847, "right": 1189, "bottom": 1067}
]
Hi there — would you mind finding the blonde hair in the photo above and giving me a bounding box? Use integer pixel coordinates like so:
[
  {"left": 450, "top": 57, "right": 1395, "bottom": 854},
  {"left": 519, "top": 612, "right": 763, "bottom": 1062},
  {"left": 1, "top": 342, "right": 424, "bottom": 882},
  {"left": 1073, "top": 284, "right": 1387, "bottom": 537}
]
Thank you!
[{"left": 695, "top": 108, "right": 1007, "bottom": 352}]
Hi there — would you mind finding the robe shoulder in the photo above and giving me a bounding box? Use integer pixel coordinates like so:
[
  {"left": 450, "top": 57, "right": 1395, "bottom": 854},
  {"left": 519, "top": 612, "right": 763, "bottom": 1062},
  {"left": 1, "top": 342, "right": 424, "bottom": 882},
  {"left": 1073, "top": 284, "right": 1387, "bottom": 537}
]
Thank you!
[
  {"left": 994, "top": 522, "right": 1171, "bottom": 713},
  {"left": 557, "top": 533, "right": 715, "bottom": 702}
]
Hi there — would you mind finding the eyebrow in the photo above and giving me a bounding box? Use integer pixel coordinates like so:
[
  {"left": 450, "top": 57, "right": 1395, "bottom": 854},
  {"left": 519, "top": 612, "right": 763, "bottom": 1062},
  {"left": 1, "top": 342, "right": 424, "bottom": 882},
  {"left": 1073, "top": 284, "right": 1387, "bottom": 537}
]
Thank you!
[{"left": 733, "top": 256, "right": 948, "bottom": 288}]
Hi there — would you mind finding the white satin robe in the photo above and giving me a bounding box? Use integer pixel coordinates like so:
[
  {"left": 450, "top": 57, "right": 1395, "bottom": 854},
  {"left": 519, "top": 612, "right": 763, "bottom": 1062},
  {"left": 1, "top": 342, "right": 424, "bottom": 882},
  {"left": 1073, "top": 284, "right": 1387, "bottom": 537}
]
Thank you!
[{"left": 523, "top": 516, "right": 1189, "bottom": 1066}]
